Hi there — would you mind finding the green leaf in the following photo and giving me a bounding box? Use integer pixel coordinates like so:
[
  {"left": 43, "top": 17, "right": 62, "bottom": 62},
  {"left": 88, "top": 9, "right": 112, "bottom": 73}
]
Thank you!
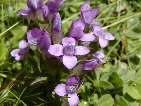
[
  {"left": 135, "top": 84, "right": 141, "bottom": 96},
  {"left": 129, "top": 55, "right": 140, "bottom": 65},
  {"left": 129, "top": 102, "right": 140, "bottom": 106},
  {"left": 98, "top": 94, "right": 114, "bottom": 106},
  {"left": 118, "top": 63, "right": 136, "bottom": 83},
  {"left": 88, "top": 94, "right": 99, "bottom": 105},
  {"left": 109, "top": 72, "right": 123, "bottom": 87},
  {"left": 94, "top": 80, "right": 114, "bottom": 90},
  {"left": 0, "top": 42, "right": 8, "bottom": 62},
  {"left": 135, "top": 69, "right": 141, "bottom": 84},
  {"left": 126, "top": 86, "right": 141, "bottom": 100},
  {"left": 115, "top": 95, "right": 129, "bottom": 106}
]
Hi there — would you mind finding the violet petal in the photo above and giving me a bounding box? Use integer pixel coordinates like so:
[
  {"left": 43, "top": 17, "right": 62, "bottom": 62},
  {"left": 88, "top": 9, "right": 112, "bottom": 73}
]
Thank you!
[
  {"left": 81, "top": 59, "right": 98, "bottom": 70},
  {"left": 68, "top": 93, "right": 79, "bottom": 106},
  {"left": 93, "top": 51, "right": 104, "bottom": 60},
  {"left": 69, "top": 19, "right": 85, "bottom": 40},
  {"left": 19, "top": 40, "right": 28, "bottom": 49},
  {"left": 48, "top": 44, "right": 63, "bottom": 56},
  {"left": 27, "top": 0, "right": 43, "bottom": 10},
  {"left": 62, "top": 37, "right": 76, "bottom": 46},
  {"left": 54, "top": 83, "right": 67, "bottom": 96},
  {"left": 75, "top": 46, "right": 90, "bottom": 55},
  {"left": 47, "top": 0, "right": 64, "bottom": 13},
  {"left": 81, "top": 9, "right": 98, "bottom": 24},
  {"left": 80, "top": 2, "right": 98, "bottom": 24},
  {"left": 27, "top": 28, "right": 42, "bottom": 45},
  {"left": 66, "top": 76, "right": 80, "bottom": 86},
  {"left": 15, "top": 55, "right": 21, "bottom": 61},
  {"left": 51, "top": 13, "right": 62, "bottom": 43},
  {"left": 62, "top": 56, "right": 77, "bottom": 69},
  {"left": 18, "top": 8, "right": 32, "bottom": 16},
  {"left": 41, "top": 5, "right": 49, "bottom": 18},
  {"left": 80, "top": 2, "right": 91, "bottom": 12},
  {"left": 38, "top": 31, "right": 51, "bottom": 54},
  {"left": 103, "top": 32, "right": 115, "bottom": 40},
  {"left": 99, "top": 38, "right": 108, "bottom": 48},
  {"left": 52, "top": 13, "right": 62, "bottom": 33},
  {"left": 10, "top": 49, "right": 20, "bottom": 57},
  {"left": 80, "top": 33, "right": 95, "bottom": 42}
]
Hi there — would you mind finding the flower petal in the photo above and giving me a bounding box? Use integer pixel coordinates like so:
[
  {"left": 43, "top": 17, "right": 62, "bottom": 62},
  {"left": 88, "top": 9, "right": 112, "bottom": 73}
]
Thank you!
[
  {"left": 81, "top": 9, "right": 98, "bottom": 24},
  {"left": 10, "top": 49, "right": 20, "bottom": 57},
  {"left": 15, "top": 56, "right": 21, "bottom": 61},
  {"left": 93, "top": 51, "right": 104, "bottom": 60},
  {"left": 68, "top": 93, "right": 79, "bottom": 106},
  {"left": 38, "top": 31, "right": 51, "bottom": 55},
  {"left": 80, "top": 2, "right": 91, "bottom": 12},
  {"left": 62, "top": 37, "right": 76, "bottom": 46},
  {"left": 93, "top": 51, "right": 105, "bottom": 63},
  {"left": 27, "top": 28, "right": 42, "bottom": 45},
  {"left": 27, "top": 0, "right": 43, "bottom": 9},
  {"left": 52, "top": 13, "right": 62, "bottom": 33},
  {"left": 104, "top": 32, "right": 115, "bottom": 40},
  {"left": 48, "top": 44, "right": 63, "bottom": 56},
  {"left": 75, "top": 46, "right": 90, "bottom": 55},
  {"left": 66, "top": 75, "right": 80, "bottom": 86},
  {"left": 81, "top": 59, "right": 98, "bottom": 70},
  {"left": 51, "top": 13, "right": 62, "bottom": 44},
  {"left": 69, "top": 19, "right": 85, "bottom": 40},
  {"left": 99, "top": 38, "right": 108, "bottom": 48},
  {"left": 19, "top": 40, "right": 28, "bottom": 49},
  {"left": 47, "top": 0, "right": 64, "bottom": 13},
  {"left": 41, "top": 5, "right": 49, "bottom": 18},
  {"left": 54, "top": 84, "right": 66, "bottom": 96},
  {"left": 80, "top": 33, "right": 95, "bottom": 42},
  {"left": 63, "top": 56, "right": 77, "bottom": 69},
  {"left": 92, "top": 25, "right": 103, "bottom": 37},
  {"left": 18, "top": 8, "right": 31, "bottom": 16},
  {"left": 80, "top": 2, "right": 98, "bottom": 24}
]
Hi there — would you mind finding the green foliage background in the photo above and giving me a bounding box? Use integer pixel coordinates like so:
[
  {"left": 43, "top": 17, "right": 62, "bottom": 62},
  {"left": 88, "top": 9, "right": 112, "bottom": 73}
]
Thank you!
[{"left": 0, "top": 0, "right": 141, "bottom": 106}]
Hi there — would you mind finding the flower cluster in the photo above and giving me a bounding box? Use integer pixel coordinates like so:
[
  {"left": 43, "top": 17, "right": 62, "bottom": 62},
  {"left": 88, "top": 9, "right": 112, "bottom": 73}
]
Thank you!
[
  {"left": 11, "top": 0, "right": 114, "bottom": 105},
  {"left": 55, "top": 75, "right": 82, "bottom": 106},
  {"left": 18, "top": 0, "right": 63, "bottom": 21}
]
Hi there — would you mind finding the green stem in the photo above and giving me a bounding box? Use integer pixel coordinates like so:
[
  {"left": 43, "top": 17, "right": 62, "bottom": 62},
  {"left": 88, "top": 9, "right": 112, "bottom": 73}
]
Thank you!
[
  {"left": 103, "top": 12, "right": 141, "bottom": 29},
  {"left": 106, "top": 37, "right": 121, "bottom": 57},
  {"left": 62, "top": 13, "right": 79, "bottom": 24},
  {"left": 0, "top": 21, "right": 20, "bottom": 38}
]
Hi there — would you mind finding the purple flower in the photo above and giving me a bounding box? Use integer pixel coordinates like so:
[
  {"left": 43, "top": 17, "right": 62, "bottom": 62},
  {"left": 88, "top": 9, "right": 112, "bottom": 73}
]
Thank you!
[
  {"left": 38, "top": 31, "right": 51, "bottom": 55},
  {"left": 19, "top": 40, "right": 28, "bottom": 49},
  {"left": 81, "top": 51, "right": 104, "bottom": 70},
  {"left": 51, "top": 13, "right": 63, "bottom": 44},
  {"left": 47, "top": 0, "right": 64, "bottom": 13},
  {"left": 11, "top": 40, "right": 29, "bottom": 61},
  {"left": 92, "top": 25, "right": 115, "bottom": 48},
  {"left": 41, "top": 5, "right": 49, "bottom": 18},
  {"left": 27, "top": 28, "right": 51, "bottom": 54},
  {"left": 27, "top": 28, "right": 43, "bottom": 45},
  {"left": 18, "top": 8, "right": 32, "bottom": 16},
  {"left": 69, "top": 19, "right": 95, "bottom": 42},
  {"left": 80, "top": 32, "right": 96, "bottom": 42},
  {"left": 48, "top": 37, "right": 90, "bottom": 69},
  {"left": 18, "top": 0, "right": 48, "bottom": 20},
  {"left": 52, "top": 13, "right": 62, "bottom": 33},
  {"left": 80, "top": 2, "right": 98, "bottom": 25},
  {"left": 27, "top": 0, "right": 43, "bottom": 10},
  {"left": 69, "top": 19, "right": 85, "bottom": 40},
  {"left": 54, "top": 75, "right": 81, "bottom": 106}
]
